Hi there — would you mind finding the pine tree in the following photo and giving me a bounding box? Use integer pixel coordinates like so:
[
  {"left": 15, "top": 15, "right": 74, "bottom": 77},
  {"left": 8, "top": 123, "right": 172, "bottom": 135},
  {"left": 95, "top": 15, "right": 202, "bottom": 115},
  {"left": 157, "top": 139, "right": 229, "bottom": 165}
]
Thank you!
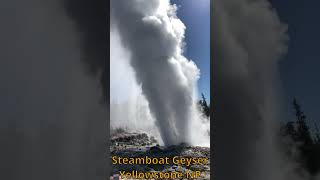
[
  {"left": 312, "top": 120, "right": 320, "bottom": 144},
  {"left": 199, "top": 93, "right": 210, "bottom": 117},
  {"left": 293, "top": 98, "right": 313, "bottom": 145},
  {"left": 281, "top": 121, "right": 298, "bottom": 141}
]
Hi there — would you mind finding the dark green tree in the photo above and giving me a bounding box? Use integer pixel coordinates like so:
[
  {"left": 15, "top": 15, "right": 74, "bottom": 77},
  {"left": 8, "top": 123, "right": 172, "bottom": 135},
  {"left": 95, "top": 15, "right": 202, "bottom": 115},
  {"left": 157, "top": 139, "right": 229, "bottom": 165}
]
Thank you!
[
  {"left": 199, "top": 93, "right": 210, "bottom": 117},
  {"left": 281, "top": 121, "right": 298, "bottom": 141},
  {"left": 280, "top": 98, "right": 320, "bottom": 175},
  {"left": 312, "top": 121, "right": 320, "bottom": 144},
  {"left": 293, "top": 98, "right": 313, "bottom": 145}
]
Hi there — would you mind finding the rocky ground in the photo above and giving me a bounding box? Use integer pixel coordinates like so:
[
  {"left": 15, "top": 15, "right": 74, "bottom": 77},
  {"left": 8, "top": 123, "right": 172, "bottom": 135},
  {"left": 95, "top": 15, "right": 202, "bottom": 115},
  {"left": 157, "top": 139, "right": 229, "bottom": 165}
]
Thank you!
[{"left": 110, "top": 128, "right": 210, "bottom": 179}]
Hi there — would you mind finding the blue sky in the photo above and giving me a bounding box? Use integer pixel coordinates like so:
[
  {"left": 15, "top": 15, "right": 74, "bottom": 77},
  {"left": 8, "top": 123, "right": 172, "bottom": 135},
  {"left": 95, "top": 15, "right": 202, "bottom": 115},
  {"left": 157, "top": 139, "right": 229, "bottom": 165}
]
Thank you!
[
  {"left": 171, "top": 0, "right": 210, "bottom": 102},
  {"left": 270, "top": 0, "right": 320, "bottom": 129}
]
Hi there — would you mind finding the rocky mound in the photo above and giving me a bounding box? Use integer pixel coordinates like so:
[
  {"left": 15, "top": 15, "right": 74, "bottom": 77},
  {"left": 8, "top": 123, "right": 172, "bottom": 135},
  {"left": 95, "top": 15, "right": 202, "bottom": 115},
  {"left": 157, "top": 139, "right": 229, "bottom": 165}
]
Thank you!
[{"left": 110, "top": 129, "right": 210, "bottom": 179}]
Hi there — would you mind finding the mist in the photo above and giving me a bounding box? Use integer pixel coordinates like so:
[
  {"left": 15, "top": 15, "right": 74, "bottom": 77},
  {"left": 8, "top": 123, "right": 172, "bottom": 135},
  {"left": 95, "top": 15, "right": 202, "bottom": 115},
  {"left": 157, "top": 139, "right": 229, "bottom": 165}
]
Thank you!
[
  {"left": 213, "top": 0, "right": 320, "bottom": 179},
  {"left": 110, "top": 0, "right": 210, "bottom": 146},
  {"left": 110, "top": 27, "right": 162, "bottom": 142},
  {"left": 211, "top": 0, "right": 309, "bottom": 179},
  {"left": 0, "top": 0, "right": 107, "bottom": 179}
]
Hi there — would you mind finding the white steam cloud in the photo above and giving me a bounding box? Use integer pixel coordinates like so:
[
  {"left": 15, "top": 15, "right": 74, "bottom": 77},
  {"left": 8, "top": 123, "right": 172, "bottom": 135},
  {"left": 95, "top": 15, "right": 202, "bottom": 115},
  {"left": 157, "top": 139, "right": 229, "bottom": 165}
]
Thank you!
[
  {"left": 110, "top": 28, "right": 160, "bottom": 141},
  {"left": 212, "top": 0, "right": 317, "bottom": 180},
  {"left": 0, "top": 0, "right": 107, "bottom": 179},
  {"left": 110, "top": 0, "right": 209, "bottom": 146}
]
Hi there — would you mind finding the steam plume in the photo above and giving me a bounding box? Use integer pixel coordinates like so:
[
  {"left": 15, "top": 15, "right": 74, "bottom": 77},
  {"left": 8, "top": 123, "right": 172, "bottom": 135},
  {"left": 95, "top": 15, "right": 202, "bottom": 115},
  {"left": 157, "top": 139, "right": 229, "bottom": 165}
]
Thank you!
[
  {"left": 111, "top": 0, "right": 208, "bottom": 146},
  {"left": 0, "top": 0, "right": 107, "bottom": 179},
  {"left": 64, "top": 0, "right": 108, "bottom": 101},
  {"left": 110, "top": 27, "right": 160, "bottom": 140},
  {"left": 213, "top": 0, "right": 290, "bottom": 179}
]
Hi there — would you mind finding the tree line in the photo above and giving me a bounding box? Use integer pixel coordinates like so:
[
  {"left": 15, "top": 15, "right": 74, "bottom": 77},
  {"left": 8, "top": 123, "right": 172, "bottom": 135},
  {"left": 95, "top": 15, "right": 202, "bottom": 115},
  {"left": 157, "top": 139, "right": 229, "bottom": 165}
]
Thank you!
[{"left": 280, "top": 98, "right": 320, "bottom": 176}]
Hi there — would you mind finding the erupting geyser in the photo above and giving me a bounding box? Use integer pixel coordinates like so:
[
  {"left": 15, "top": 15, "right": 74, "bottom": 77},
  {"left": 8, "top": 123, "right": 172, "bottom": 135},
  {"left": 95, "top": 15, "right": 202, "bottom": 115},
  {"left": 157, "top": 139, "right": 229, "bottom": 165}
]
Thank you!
[
  {"left": 213, "top": 0, "right": 298, "bottom": 180},
  {"left": 110, "top": 0, "right": 209, "bottom": 146}
]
